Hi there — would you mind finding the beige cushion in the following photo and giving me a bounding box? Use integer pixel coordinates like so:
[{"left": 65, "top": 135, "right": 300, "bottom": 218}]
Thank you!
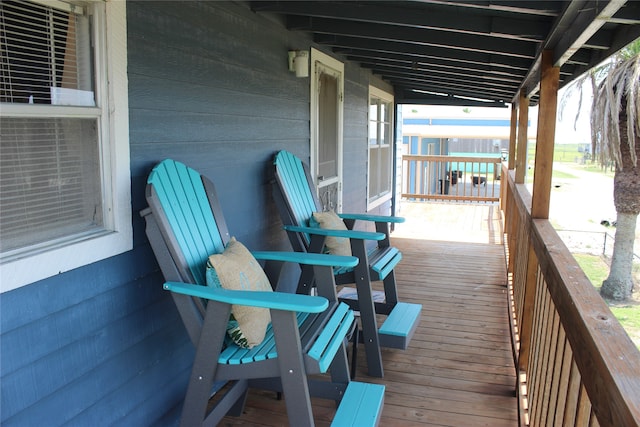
[
  {"left": 311, "top": 210, "right": 352, "bottom": 257},
  {"left": 206, "top": 237, "right": 272, "bottom": 348}
]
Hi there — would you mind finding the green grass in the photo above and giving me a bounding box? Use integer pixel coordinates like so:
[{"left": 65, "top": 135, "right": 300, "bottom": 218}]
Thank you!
[
  {"left": 609, "top": 305, "right": 640, "bottom": 342},
  {"left": 527, "top": 143, "right": 587, "bottom": 164},
  {"left": 522, "top": 143, "right": 615, "bottom": 183},
  {"left": 573, "top": 254, "right": 609, "bottom": 284},
  {"left": 573, "top": 253, "right": 640, "bottom": 349},
  {"left": 553, "top": 144, "right": 587, "bottom": 163}
]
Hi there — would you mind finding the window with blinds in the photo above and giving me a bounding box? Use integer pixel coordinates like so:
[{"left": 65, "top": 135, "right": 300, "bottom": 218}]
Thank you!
[{"left": 0, "top": 0, "right": 103, "bottom": 255}]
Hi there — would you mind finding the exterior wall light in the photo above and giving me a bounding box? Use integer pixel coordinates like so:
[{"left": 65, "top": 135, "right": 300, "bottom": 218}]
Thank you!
[{"left": 288, "top": 50, "right": 309, "bottom": 77}]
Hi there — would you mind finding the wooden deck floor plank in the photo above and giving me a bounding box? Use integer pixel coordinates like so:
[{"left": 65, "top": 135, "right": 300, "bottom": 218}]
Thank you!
[
  {"left": 401, "top": 350, "right": 514, "bottom": 372},
  {"left": 413, "top": 313, "right": 511, "bottom": 333},
  {"left": 399, "top": 281, "right": 508, "bottom": 296},
  {"left": 370, "top": 363, "right": 515, "bottom": 394},
  {"left": 361, "top": 374, "right": 518, "bottom": 409},
  {"left": 400, "top": 287, "right": 507, "bottom": 299},
  {"left": 416, "top": 295, "right": 509, "bottom": 310},
  {"left": 407, "top": 338, "right": 514, "bottom": 361},
  {"left": 411, "top": 330, "right": 511, "bottom": 347},
  {"left": 387, "top": 349, "right": 514, "bottom": 375},
  {"left": 382, "top": 392, "right": 517, "bottom": 420},
  {"left": 418, "top": 307, "right": 510, "bottom": 324},
  {"left": 380, "top": 403, "right": 516, "bottom": 427},
  {"left": 380, "top": 363, "right": 515, "bottom": 389},
  {"left": 399, "top": 284, "right": 508, "bottom": 299},
  {"left": 410, "top": 318, "right": 511, "bottom": 341},
  {"left": 412, "top": 332, "right": 511, "bottom": 348},
  {"left": 382, "top": 391, "right": 518, "bottom": 420},
  {"left": 376, "top": 307, "right": 509, "bottom": 336}
]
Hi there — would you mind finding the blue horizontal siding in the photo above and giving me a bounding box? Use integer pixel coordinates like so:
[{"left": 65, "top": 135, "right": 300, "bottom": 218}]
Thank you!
[
  {"left": 1, "top": 255, "right": 157, "bottom": 376},
  {"left": 1, "top": 245, "right": 156, "bottom": 334},
  {"left": 2, "top": 291, "right": 174, "bottom": 418}
]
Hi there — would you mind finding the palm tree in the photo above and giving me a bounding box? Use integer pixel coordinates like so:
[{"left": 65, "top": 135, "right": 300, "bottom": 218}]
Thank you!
[{"left": 568, "top": 40, "right": 640, "bottom": 301}]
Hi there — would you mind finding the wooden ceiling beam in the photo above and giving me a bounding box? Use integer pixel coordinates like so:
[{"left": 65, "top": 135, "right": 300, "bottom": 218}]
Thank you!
[
  {"left": 316, "top": 35, "right": 533, "bottom": 71},
  {"left": 253, "top": 1, "right": 551, "bottom": 42},
  {"left": 290, "top": 16, "right": 538, "bottom": 59}
]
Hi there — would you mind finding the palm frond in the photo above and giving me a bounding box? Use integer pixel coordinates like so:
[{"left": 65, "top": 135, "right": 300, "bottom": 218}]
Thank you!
[
  {"left": 561, "top": 39, "right": 640, "bottom": 169},
  {"left": 592, "top": 47, "right": 640, "bottom": 169}
]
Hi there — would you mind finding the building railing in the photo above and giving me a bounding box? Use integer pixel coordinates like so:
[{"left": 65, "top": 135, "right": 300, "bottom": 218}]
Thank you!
[
  {"left": 401, "top": 154, "right": 503, "bottom": 202},
  {"left": 502, "top": 164, "right": 640, "bottom": 427}
]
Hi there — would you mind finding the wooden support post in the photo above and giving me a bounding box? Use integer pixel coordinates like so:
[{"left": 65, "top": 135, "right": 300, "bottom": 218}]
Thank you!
[
  {"left": 515, "top": 90, "right": 529, "bottom": 184},
  {"left": 531, "top": 50, "right": 560, "bottom": 219},
  {"left": 518, "top": 49, "right": 560, "bottom": 383},
  {"left": 509, "top": 103, "right": 518, "bottom": 169},
  {"left": 503, "top": 104, "right": 518, "bottom": 213}
]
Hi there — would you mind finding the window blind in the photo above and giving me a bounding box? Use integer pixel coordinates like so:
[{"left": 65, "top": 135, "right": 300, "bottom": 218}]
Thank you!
[
  {"left": 0, "top": 0, "right": 92, "bottom": 105},
  {"left": 0, "top": 117, "right": 102, "bottom": 252}
]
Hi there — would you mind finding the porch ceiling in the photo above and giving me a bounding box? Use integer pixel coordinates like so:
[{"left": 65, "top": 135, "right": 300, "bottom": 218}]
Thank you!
[{"left": 251, "top": 0, "right": 640, "bottom": 107}]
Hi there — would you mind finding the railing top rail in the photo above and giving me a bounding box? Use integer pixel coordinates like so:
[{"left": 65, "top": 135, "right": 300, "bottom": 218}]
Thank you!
[{"left": 403, "top": 154, "right": 503, "bottom": 163}]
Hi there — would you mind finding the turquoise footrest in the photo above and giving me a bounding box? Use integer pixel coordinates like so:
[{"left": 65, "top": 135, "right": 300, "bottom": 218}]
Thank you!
[
  {"left": 331, "top": 381, "right": 385, "bottom": 427},
  {"left": 378, "top": 302, "right": 422, "bottom": 350}
]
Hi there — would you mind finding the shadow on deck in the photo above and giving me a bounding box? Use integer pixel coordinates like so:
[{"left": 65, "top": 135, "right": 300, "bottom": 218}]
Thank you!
[{"left": 221, "top": 202, "right": 518, "bottom": 426}]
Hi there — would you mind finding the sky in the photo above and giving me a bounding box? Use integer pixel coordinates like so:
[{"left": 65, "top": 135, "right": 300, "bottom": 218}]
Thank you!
[
  {"left": 555, "top": 80, "right": 594, "bottom": 145},
  {"left": 401, "top": 80, "right": 594, "bottom": 145}
]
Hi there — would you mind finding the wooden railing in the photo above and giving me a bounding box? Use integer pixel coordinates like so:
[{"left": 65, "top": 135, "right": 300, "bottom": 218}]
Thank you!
[
  {"left": 502, "top": 164, "right": 640, "bottom": 427},
  {"left": 401, "top": 154, "right": 503, "bottom": 202}
]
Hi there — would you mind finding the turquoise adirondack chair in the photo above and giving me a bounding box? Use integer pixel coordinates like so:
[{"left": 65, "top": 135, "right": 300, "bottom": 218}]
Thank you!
[
  {"left": 271, "top": 150, "right": 422, "bottom": 378},
  {"left": 142, "top": 159, "right": 384, "bottom": 426}
]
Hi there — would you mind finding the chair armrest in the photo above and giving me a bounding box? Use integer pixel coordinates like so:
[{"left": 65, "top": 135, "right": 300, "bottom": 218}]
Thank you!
[
  {"left": 283, "top": 225, "right": 385, "bottom": 241},
  {"left": 252, "top": 251, "right": 358, "bottom": 269},
  {"left": 163, "top": 282, "right": 329, "bottom": 313},
  {"left": 338, "top": 213, "right": 405, "bottom": 224}
]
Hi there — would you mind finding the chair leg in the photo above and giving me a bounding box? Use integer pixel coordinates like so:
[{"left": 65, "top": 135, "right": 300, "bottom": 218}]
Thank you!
[
  {"left": 179, "top": 302, "right": 231, "bottom": 427},
  {"left": 227, "top": 383, "right": 250, "bottom": 417},
  {"left": 351, "top": 241, "right": 384, "bottom": 378},
  {"left": 270, "top": 309, "right": 314, "bottom": 427},
  {"left": 382, "top": 270, "right": 399, "bottom": 306},
  {"left": 350, "top": 326, "right": 359, "bottom": 380}
]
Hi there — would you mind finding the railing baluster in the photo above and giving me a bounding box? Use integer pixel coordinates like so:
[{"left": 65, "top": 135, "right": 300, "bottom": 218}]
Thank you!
[
  {"left": 563, "top": 361, "right": 581, "bottom": 426},
  {"left": 553, "top": 332, "right": 571, "bottom": 427}
]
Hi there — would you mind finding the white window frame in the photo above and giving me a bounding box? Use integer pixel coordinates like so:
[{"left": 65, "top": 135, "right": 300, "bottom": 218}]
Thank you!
[
  {"left": 0, "top": 0, "right": 131, "bottom": 293},
  {"left": 367, "top": 86, "right": 394, "bottom": 210}
]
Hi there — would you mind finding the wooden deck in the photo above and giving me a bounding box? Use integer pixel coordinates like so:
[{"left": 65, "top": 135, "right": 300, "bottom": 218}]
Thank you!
[{"left": 221, "top": 202, "right": 518, "bottom": 426}]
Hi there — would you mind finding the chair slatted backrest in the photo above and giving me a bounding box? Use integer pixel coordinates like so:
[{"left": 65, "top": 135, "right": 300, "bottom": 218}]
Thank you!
[
  {"left": 273, "top": 151, "right": 322, "bottom": 246},
  {"left": 147, "top": 159, "right": 226, "bottom": 286}
]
